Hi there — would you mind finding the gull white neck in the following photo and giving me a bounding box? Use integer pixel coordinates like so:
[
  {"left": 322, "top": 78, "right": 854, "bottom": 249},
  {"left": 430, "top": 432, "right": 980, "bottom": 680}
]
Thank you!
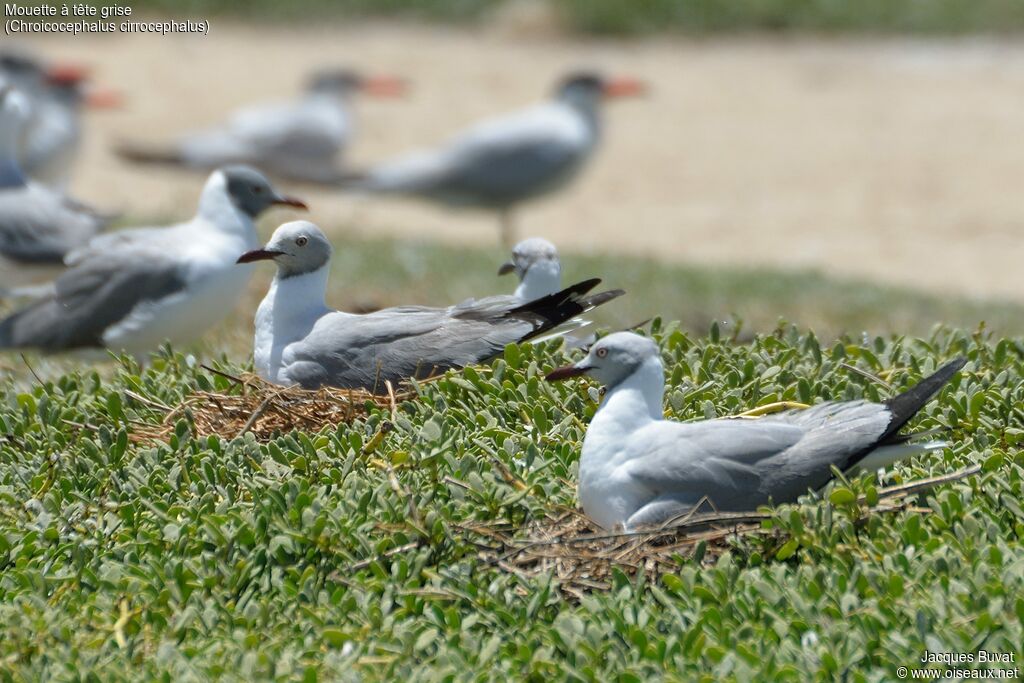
[
  {"left": 253, "top": 266, "right": 332, "bottom": 382},
  {"left": 195, "top": 172, "right": 254, "bottom": 239},
  {"left": 590, "top": 358, "right": 665, "bottom": 433},
  {"left": 515, "top": 260, "right": 561, "bottom": 301}
]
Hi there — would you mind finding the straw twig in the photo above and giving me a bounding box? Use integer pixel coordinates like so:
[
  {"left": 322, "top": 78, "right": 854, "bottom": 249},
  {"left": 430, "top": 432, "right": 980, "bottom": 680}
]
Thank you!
[
  {"left": 465, "top": 465, "right": 981, "bottom": 599},
  {"left": 130, "top": 373, "right": 414, "bottom": 443}
]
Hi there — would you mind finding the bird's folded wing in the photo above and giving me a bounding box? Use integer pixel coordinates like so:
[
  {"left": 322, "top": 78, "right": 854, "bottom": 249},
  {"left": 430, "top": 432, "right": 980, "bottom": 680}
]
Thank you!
[
  {"left": 364, "top": 104, "right": 587, "bottom": 195},
  {"left": 229, "top": 101, "right": 344, "bottom": 157},
  {"left": 623, "top": 420, "right": 806, "bottom": 497},
  {"left": 0, "top": 188, "right": 104, "bottom": 264},
  {"left": 281, "top": 303, "right": 535, "bottom": 389},
  {"left": 0, "top": 247, "right": 187, "bottom": 349},
  {"left": 64, "top": 224, "right": 174, "bottom": 266}
]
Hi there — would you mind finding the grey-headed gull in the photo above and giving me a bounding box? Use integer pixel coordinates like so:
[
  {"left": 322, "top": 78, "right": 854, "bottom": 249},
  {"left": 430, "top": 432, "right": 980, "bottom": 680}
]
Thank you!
[
  {"left": 344, "top": 71, "right": 645, "bottom": 245},
  {"left": 0, "top": 166, "right": 306, "bottom": 359},
  {"left": 236, "top": 221, "right": 624, "bottom": 392},
  {"left": 546, "top": 332, "right": 965, "bottom": 530},
  {"left": 117, "top": 69, "right": 405, "bottom": 184},
  {"left": 498, "top": 237, "right": 561, "bottom": 302},
  {"left": 0, "top": 83, "right": 112, "bottom": 290}
]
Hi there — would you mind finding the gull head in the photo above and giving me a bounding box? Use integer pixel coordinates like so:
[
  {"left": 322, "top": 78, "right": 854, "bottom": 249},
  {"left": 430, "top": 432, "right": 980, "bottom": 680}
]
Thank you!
[
  {"left": 546, "top": 331, "right": 660, "bottom": 388},
  {"left": 307, "top": 68, "right": 406, "bottom": 98},
  {"left": 555, "top": 71, "right": 647, "bottom": 106},
  {"left": 498, "top": 237, "right": 559, "bottom": 280},
  {"left": 236, "top": 220, "right": 332, "bottom": 279},
  {"left": 220, "top": 165, "right": 308, "bottom": 218}
]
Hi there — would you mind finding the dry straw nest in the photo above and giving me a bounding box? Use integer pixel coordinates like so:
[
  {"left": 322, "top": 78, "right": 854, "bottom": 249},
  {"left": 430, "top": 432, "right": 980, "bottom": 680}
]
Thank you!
[
  {"left": 461, "top": 466, "right": 980, "bottom": 600},
  {"left": 131, "top": 367, "right": 413, "bottom": 443}
]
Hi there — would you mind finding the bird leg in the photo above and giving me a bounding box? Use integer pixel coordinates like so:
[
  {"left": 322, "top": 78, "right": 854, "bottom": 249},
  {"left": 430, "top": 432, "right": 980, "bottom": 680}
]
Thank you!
[{"left": 499, "top": 207, "right": 516, "bottom": 249}]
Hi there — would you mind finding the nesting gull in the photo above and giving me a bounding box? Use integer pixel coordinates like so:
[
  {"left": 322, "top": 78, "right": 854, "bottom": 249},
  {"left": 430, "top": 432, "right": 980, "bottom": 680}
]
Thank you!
[
  {"left": 238, "top": 221, "right": 625, "bottom": 391},
  {"left": 547, "top": 332, "right": 965, "bottom": 530}
]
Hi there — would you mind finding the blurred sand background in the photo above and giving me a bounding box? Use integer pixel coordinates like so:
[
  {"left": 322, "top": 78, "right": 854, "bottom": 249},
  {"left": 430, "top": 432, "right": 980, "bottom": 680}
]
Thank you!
[{"left": 21, "top": 23, "right": 1024, "bottom": 301}]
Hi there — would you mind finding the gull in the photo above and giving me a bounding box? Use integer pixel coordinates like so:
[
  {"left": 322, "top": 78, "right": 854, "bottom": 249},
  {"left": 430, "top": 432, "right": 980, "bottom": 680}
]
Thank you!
[
  {"left": 546, "top": 332, "right": 965, "bottom": 530},
  {"left": 0, "top": 50, "right": 120, "bottom": 188},
  {"left": 0, "top": 165, "right": 306, "bottom": 359},
  {"left": 117, "top": 69, "right": 405, "bottom": 184},
  {"left": 237, "top": 221, "right": 624, "bottom": 391},
  {"left": 0, "top": 82, "right": 112, "bottom": 290},
  {"left": 343, "top": 71, "right": 645, "bottom": 245}
]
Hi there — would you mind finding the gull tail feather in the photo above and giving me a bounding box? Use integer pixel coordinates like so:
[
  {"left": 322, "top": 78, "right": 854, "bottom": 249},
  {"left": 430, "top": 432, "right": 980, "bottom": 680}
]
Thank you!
[
  {"left": 880, "top": 357, "right": 967, "bottom": 444},
  {"left": 852, "top": 440, "right": 949, "bottom": 472}
]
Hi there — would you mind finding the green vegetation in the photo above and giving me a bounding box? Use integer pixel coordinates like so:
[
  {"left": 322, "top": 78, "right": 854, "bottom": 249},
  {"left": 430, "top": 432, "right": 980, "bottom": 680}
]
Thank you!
[
  {"left": 318, "top": 232, "right": 1024, "bottom": 340},
  {"left": 0, "top": 321, "right": 1021, "bottom": 679},
  {"left": 113, "top": 0, "right": 1024, "bottom": 35}
]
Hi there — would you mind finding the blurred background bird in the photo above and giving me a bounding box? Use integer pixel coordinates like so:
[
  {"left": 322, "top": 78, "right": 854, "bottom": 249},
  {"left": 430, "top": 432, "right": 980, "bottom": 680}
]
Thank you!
[
  {"left": 0, "top": 166, "right": 305, "bottom": 360},
  {"left": 0, "top": 48, "right": 121, "bottom": 189},
  {"left": 340, "top": 71, "right": 645, "bottom": 246},
  {"left": 116, "top": 68, "right": 406, "bottom": 185},
  {"left": 0, "top": 80, "right": 114, "bottom": 292}
]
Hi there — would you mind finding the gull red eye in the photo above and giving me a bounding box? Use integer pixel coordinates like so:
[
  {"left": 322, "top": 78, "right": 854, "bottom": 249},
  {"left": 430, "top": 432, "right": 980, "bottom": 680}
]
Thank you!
[
  {"left": 596, "top": 348, "right": 608, "bottom": 358},
  {"left": 295, "top": 236, "right": 308, "bottom": 247}
]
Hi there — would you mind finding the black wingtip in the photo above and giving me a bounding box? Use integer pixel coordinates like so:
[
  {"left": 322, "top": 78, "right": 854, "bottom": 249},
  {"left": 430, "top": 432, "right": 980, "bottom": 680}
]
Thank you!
[
  {"left": 509, "top": 279, "right": 624, "bottom": 343},
  {"left": 580, "top": 288, "right": 625, "bottom": 311},
  {"left": 508, "top": 278, "right": 602, "bottom": 314},
  {"left": 880, "top": 357, "right": 966, "bottom": 443}
]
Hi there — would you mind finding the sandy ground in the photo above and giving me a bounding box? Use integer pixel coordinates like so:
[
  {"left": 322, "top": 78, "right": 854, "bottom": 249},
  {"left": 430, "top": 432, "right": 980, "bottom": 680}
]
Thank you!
[{"left": 20, "top": 22, "right": 1024, "bottom": 301}]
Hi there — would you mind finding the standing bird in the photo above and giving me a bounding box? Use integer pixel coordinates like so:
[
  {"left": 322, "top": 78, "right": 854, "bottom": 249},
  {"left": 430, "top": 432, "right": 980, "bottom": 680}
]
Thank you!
[
  {"left": 343, "top": 71, "right": 646, "bottom": 246},
  {"left": 0, "top": 83, "right": 112, "bottom": 290},
  {"left": 547, "top": 332, "right": 965, "bottom": 530},
  {"left": 116, "top": 69, "right": 406, "bottom": 184},
  {"left": 0, "top": 51, "right": 120, "bottom": 188},
  {"left": 0, "top": 166, "right": 306, "bottom": 360},
  {"left": 236, "top": 221, "right": 624, "bottom": 392}
]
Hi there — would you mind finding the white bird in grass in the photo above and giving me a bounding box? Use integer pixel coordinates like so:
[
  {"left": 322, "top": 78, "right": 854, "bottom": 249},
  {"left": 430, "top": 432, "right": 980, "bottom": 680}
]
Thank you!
[
  {"left": 0, "top": 166, "right": 306, "bottom": 360},
  {"left": 546, "top": 332, "right": 965, "bottom": 530},
  {"left": 237, "top": 221, "right": 624, "bottom": 392},
  {"left": 343, "top": 71, "right": 645, "bottom": 246}
]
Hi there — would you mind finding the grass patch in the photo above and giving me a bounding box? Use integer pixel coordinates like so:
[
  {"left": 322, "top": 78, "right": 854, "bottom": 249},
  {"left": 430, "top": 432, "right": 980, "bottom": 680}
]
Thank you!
[{"left": 0, "top": 322, "right": 1021, "bottom": 679}]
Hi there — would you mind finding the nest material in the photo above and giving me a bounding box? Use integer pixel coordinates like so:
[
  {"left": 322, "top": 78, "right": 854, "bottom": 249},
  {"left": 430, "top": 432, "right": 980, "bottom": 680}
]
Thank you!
[
  {"left": 130, "top": 368, "right": 412, "bottom": 443},
  {"left": 463, "top": 465, "right": 981, "bottom": 600}
]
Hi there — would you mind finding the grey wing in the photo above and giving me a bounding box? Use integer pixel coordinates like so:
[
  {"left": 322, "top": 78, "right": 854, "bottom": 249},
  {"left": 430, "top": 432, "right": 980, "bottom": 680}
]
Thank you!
[
  {"left": 626, "top": 401, "right": 893, "bottom": 513},
  {"left": 623, "top": 420, "right": 805, "bottom": 515},
  {"left": 0, "top": 248, "right": 187, "bottom": 351},
  {"left": 178, "top": 101, "right": 344, "bottom": 169},
  {"left": 363, "top": 105, "right": 589, "bottom": 205},
  {"left": 229, "top": 100, "right": 347, "bottom": 158},
  {"left": 64, "top": 224, "right": 174, "bottom": 266},
  {"left": 282, "top": 305, "right": 534, "bottom": 391},
  {"left": 0, "top": 187, "right": 108, "bottom": 264}
]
